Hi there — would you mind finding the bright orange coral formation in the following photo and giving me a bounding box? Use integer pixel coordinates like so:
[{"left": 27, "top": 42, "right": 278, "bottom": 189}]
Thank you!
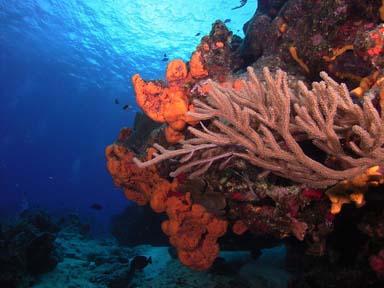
[
  {"left": 189, "top": 51, "right": 209, "bottom": 79},
  {"left": 105, "top": 143, "right": 178, "bottom": 211},
  {"left": 380, "top": 0, "right": 384, "bottom": 21},
  {"left": 325, "top": 166, "right": 384, "bottom": 214},
  {"left": 322, "top": 44, "right": 354, "bottom": 62},
  {"left": 350, "top": 70, "right": 379, "bottom": 98},
  {"left": 165, "top": 59, "right": 188, "bottom": 83},
  {"left": 161, "top": 192, "right": 228, "bottom": 270},
  {"left": 132, "top": 59, "right": 197, "bottom": 143},
  {"left": 105, "top": 140, "right": 228, "bottom": 270},
  {"left": 289, "top": 46, "right": 310, "bottom": 74},
  {"left": 132, "top": 21, "right": 234, "bottom": 144}
]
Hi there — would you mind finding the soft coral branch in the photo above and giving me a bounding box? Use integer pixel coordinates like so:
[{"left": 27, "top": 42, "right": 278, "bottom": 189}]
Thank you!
[{"left": 134, "top": 66, "right": 384, "bottom": 188}]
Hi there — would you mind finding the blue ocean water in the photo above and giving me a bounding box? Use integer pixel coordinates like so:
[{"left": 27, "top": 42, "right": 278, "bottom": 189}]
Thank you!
[{"left": 0, "top": 0, "right": 255, "bottom": 232}]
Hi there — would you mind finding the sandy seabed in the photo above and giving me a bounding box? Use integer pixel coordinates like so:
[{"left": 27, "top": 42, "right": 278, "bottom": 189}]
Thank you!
[{"left": 32, "top": 230, "right": 291, "bottom": 288}]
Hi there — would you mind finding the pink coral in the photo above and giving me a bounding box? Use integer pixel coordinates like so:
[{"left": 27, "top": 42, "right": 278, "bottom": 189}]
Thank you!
[{"left": 370, "top": 249, "right": 384, "bottom": 277}]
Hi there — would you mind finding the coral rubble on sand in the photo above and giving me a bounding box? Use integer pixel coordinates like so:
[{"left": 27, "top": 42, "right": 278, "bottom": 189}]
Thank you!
[
  {"left": 0, "top": 211, "right": 60, "bottom": 288},
  {"left": 106, "top": 0, "right": 384, "bottom": 286},
  {"left": 0, "top": 211, "right": 289, "bottom": 288}
]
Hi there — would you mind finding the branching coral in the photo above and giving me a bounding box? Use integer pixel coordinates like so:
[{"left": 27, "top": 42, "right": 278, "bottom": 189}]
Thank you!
[{"left": 134, "top": 66, "right": 384, "bottom": 189}]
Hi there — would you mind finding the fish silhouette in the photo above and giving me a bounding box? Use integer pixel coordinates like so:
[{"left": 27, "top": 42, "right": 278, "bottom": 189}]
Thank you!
[
  {"left": 130, "top": 256, "right": 152, "bottom": 273},
  {"left": 126, "top": 255, "right": 152, "bottom": 283},
  {"left": 89, "top": 203, "right": 103, "bottom": 210},
  {"left": 123, "top": 104, "right": 133, "bottom": 110},
  {"left": 161, "top": 53, "right": 169, "bottom": 61},
  {"left": 231, "top": 0, "right": 247, "bottom": 10}
]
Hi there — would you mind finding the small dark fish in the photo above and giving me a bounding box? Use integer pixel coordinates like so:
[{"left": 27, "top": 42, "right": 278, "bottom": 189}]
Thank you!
[
  {"left": 123, "top": 104, "right": 132, "bottom": 110},
  {"left": 167, "top": 247, "right": 178, "bottom": 259},
  {"left": 224, "top": 19, "right": 231, "bottom": 24},
  {"left": 114, "top": 98, "right": 119, "bottom": 104},
  {"left": 195, "top": 32, "right": 201, "bottom": 37},
  {"left": 130, "top": 256, "right": 152, "bottom": 272},
  {"left": 250, "top": 248, "right": 262, "bottom": 260},
  {"left": 161, "top": 53, "right": 169, "bottom": 61},
  {"left": 90, "top": 203, "right": 103, "bottom": 210},
  {"left": 231, "top": 0, "right": 247, "bottom": 10}
]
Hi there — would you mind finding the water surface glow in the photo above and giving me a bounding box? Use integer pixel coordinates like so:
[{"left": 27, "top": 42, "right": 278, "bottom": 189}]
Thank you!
[{"left": 1, "top": 0, "right": 255, "bottom": 91}]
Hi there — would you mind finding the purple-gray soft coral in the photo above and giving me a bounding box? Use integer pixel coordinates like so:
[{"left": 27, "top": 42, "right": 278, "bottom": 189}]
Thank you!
[{"left": 134, "top": 67, "right": 384, "bottom": 188}]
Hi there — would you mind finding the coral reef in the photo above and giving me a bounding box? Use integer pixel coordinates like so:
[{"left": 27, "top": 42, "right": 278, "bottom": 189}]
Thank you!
[
  {"left": 0, "top": 211, "right": 60, "bottom": 288},
  {"left": 190, "top": 20, "right": 234, "bottom": 81},
  {"left": 241, "top": 0, "right": 384, "bottom": 84},
  {"left": 0, "top": 211, "right": 155, "bottom": 288},
  {"left": 106, "top": 135, "right": 228, "bottom": 270},
  {"left": 106, "top": 0, "right": 384, "bottom": 281}
]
